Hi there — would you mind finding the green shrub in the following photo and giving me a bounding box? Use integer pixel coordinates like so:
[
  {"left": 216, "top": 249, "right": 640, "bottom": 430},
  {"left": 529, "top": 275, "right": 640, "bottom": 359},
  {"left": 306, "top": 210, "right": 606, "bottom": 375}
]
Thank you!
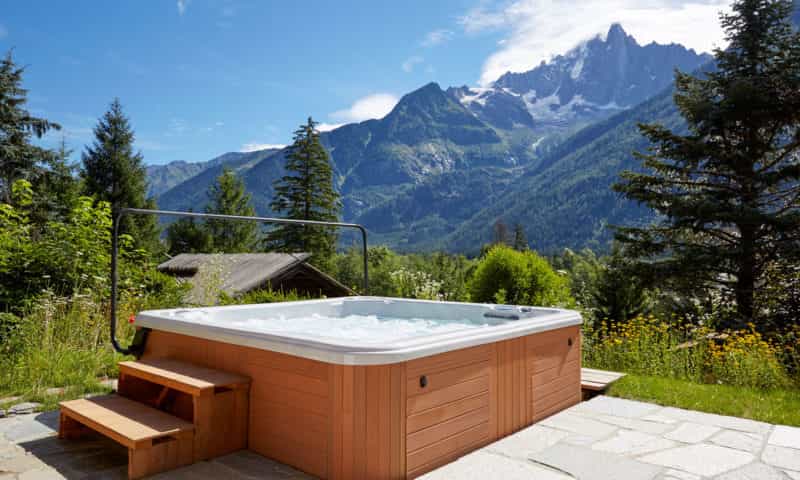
[
  {"left": 219, "top": 287, "right": 312, "bottom": 305},
  {"left": 389, "top": 268, "right": 442, "bottom": 300},
  {"left": 468, "top": 245, "right": 574, "bottom": 307},
  {"left": 0, "top": 180, "right": 114, "bottom": 310}
]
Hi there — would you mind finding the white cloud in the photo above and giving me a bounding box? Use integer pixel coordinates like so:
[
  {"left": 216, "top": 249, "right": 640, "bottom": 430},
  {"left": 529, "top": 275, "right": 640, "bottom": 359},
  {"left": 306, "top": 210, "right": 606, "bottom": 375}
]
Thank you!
[
  {"left": 460, "top": 0, "right": 732, "bottom": 85},
  {"left": 401, "top": 56, "right": 425, "bottom": 73},
  {"left": 177, "top": 0, "right": 190, "bottom": 15},
  {"left": 421, "top": 29, "right": 454, "bottom": 47},
  {"left": 0, "top": 25, "right": 8, "bottom": 39},
  {"left": 329, "top": 93, "right": 399, "bottom": 123},
  {"left": 240, "top": 142, "right": 286, "bottom": 153},
  {"left": 317, "top": 122, "right": 345, "bottom": 132}
]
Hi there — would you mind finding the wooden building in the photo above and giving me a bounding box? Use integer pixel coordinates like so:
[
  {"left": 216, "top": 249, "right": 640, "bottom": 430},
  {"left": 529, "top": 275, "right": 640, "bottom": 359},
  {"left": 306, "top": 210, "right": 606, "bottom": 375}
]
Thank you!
[{"left": 157, "top": 253, "right": 352, "bottom": 302}]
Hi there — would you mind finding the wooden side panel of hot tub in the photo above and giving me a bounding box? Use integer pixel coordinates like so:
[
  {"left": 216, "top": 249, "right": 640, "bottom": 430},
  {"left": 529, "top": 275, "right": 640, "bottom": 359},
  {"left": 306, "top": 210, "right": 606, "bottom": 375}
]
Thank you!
[
  {"left": 527, "top": 325, "right": 581, "bottom": 422},
  {"left": 143, "top": 330, "right": 334, "bottom": 478},
  {"left": 404, "top": 344, "right": 493, "bottom": 478},
  {"left": 141, "top": 325, "right": 581, "bottom": 480},
  {"left": 328, "top": 364, "right": 406, "bottom": 480}
]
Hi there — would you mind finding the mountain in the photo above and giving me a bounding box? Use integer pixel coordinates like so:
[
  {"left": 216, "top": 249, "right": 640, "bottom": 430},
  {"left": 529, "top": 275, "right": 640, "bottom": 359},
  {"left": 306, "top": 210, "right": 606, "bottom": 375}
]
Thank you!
[
  {"left": 158, "top": 82, "right": 522, "bottom": 222},
  {"left": 452, "top": 24, "right": 710, "bottom": 134},
  {"left": 146, "top": 161, "right": 209, "bottom": 197},
  {"left": 156, "top": 149, "right": 282, "bottom": 213},
  {"left": 444, "top": 87, "right": 683, "bottom": 253},
  {"left": 152, "top": 24, "right": 715, "bottom": 253},
  {"left": 145, "top": 152, "right": 244, "bottom": 197}
]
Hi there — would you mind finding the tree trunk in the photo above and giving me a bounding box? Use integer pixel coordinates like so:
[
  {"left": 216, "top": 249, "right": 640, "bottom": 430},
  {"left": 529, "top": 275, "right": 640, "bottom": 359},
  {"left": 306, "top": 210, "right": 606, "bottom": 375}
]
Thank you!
[{"left": 734, "top": 225, "right": 756, "bottom": 330}]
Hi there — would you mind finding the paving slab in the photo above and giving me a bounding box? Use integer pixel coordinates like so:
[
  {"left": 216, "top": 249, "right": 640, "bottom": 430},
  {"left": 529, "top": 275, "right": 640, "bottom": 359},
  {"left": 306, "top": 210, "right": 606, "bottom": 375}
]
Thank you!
[
  {"left": 420, "top": 451, "right": 571, "bottom": 480},
  {"left": 574, "top": 411, "right": 676, "bottom": 435},
  {"left": 539, "top": 411, "right": 619, "bottom": 440},
  {"left": 571, "top": 396, "right": 662, "bottom": 419},
  {"left": 484, "top": 425, "right": 570, "bottom": 459},
  {"left": 561, "top": 434, "right": 599, "bottom": 446},
  {"left": 657, "top": 469, "right": 700, "bottom": 480},
  {"left": 0, "top": 452, "right": 49, "bottom": 474},
  {"left": 659, "top": 407, "right": 772, "bottom": 435},
  {"left": 762, "top": 445, "right": 800, "bottom": 471},
  {"left": 212, "top": 450, "right": 314, "bottom": 479},
  {"left": 17, "top": 468, "right": 68, "bottom": 480},
  {"left": 641, "top": 413, "right": 679, "bottom": 425},
  {"left": 591, "top": 430, "right": 678, "bottom": 456},
  {"left": 2, "top": 396, "right": 797, "bottom": 480},
  {"left": 7, "top": 404, "right": 41, "bottom": 416},
  {"left": 710, "top": 430, "right": 764, "bottom": 453},
  {"left": 663, "top": 422, "right": 721, "bottom": 443},
  {"left": 1, "top": 418, "right": 58, "bottom": 445},
  {"left": 149, "top": 461, "right": 250, "bottom": 479},
  {"left": 715, "top": 461, "right": 790, "bottom": 480},
  {"left": 769, "top": 425, "right": 800, "bottom": 450},
  {"left": 530, "top": 443, "right": 662, "bottom": 480},
  {"left": 784, "top": 469, "right": 800, "bottom": 480},
  {"left": 638, "top": 444, "right": 753, "bottom": 477}
]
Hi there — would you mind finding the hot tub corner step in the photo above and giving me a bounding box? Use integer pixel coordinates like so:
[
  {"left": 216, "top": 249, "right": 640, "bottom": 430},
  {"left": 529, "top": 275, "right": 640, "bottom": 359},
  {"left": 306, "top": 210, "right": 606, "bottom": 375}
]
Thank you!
[
  {"left": 581, "top": 368, "right": 626, "bottom": 392},
  {"left": 118, "top": 358, "right": 251, "bottom": 395}
]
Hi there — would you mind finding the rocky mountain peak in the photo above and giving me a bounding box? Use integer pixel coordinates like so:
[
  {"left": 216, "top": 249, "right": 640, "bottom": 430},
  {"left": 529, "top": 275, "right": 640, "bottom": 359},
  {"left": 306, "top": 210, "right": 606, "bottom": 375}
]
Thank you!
[{"left": 458, "top": 23, "right": 711, "bottom": 134}]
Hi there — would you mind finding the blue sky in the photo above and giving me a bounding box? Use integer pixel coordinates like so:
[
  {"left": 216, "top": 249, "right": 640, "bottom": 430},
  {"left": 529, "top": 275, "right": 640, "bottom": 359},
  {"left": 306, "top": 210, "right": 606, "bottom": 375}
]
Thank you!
[{"left": 1, "top": 0, "right": 729, "bottom": 165}]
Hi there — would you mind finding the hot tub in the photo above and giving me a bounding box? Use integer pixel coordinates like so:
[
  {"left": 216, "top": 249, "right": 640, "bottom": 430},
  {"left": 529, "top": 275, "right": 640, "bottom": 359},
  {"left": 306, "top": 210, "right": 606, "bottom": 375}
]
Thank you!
[{"left": 134, "top": 297, "right": 582, "bottom": 479}]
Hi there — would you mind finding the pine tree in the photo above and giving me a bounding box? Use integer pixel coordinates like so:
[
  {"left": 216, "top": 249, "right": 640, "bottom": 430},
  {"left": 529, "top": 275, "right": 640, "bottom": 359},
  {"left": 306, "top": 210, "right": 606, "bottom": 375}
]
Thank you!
[
  {"left": 36, "top": 138, "right": 81, "bottom": 220},
  {"left": 165, "top": 215, "right": 211, "bottom": 255},
  {"left": 614, "top": 0, "right": 800, "bottom": 329},
  {"left": 0, "top": 51, "right": 61, "bottom": 203},
  {"left": 204, "top": 168, "right": 258, "bottom": 252},
  {"left": 81, "top": 98, "right": 160, "bottom": 252},
  {"left": 512, "top": 223, "right": 528, "bottom": 251},
  {"left": 492, "top": 219, "right": 510, "bottom": 245},
  {"left": 267, "top": 117, "right": 341, "bottom": 269},
  {"left": 593, "top": 246, "right": 650, "bottom": 324}
]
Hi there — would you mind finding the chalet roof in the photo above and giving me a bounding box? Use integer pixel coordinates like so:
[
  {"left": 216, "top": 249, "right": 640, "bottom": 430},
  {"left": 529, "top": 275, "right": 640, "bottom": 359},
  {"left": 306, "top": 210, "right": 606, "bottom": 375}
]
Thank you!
[{"left": 157, "top": 253, "right": 350, "bottom": 302}]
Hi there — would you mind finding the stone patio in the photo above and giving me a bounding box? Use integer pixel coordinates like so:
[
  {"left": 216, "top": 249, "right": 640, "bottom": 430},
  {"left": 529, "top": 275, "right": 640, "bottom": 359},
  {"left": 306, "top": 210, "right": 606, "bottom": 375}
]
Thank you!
[{"left": 0, "top": 396, "right": 798, "bottom": 479}]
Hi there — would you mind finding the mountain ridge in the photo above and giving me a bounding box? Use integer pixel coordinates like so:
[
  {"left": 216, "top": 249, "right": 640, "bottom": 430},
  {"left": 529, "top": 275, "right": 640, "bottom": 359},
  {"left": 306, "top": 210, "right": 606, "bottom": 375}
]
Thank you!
[{"left": 150, "top": 23, "right": 717, "bottom": 253}]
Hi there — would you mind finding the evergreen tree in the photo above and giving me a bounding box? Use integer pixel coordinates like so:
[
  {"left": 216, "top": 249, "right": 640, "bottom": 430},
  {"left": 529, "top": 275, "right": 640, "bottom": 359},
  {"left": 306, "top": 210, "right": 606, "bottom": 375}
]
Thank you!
[
  {"left": 266, "top": 117, "right": 341, "bottom": 269},
  {"left": 31, "top": 137, "right": 81, "bottom": 222},
  {"left": 614, "top": 0, "right": 800, "bottom": 329},
  {"left": 0, "top": 51, "right": 61, "bottom": 203},
  {"left": 593, "top": 246, "right": 650, "bottom": 324},
  {"left": 81, "top": 98, "right": 160, "bottom": 252},
  {"left": 165, "top": 215, "right": 211, "bottom": 256},
  {"left": 512, "top": 223, "right": 528, "bottom": 251},
  {"left": 204, "top": 168, "right": 258, "bottom": 252},
  {"left": 492, "top": 219, "right": 510, "bottom": 245}
]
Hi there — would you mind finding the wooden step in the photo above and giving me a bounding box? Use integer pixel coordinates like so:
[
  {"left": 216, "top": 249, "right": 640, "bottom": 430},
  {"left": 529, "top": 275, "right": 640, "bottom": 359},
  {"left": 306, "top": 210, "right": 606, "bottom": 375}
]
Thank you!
[
  {"left": 60, "top": 395, "right": 194, "bottom": 448},
  {"left": 59, "top": 395, "right": 194, "bottom": 479},
  {"left": 118, "top": 358, "right": 250, "bottom": 396},
  {"left": 117, "top": 358, "right": 251, "bottom": 462},
  {"left": 581, "top": 367, "right": 626, "bottom": 392}
]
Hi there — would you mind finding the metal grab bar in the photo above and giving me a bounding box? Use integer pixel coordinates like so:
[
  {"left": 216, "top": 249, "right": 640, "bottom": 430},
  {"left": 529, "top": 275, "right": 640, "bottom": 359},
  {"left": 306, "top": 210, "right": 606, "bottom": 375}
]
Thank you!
[{"left": 110, "top": 207, "right": 369, "bottom": 355}]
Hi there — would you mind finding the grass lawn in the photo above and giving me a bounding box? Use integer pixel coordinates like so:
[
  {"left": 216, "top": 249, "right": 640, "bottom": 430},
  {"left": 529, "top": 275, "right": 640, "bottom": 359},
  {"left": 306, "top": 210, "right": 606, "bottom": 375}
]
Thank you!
[
  {"left": 0, "top": 383, "right": 115, "bottom": 413},
  {"left": 606, "top": 374, "right": 800, "bottom": 427}
]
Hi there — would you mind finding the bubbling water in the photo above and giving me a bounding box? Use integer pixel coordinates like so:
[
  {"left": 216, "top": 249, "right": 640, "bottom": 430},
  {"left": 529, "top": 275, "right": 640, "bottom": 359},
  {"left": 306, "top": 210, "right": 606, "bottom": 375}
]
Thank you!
[{"left": 175, "top": 310, "right": 491, "bottom": 342}]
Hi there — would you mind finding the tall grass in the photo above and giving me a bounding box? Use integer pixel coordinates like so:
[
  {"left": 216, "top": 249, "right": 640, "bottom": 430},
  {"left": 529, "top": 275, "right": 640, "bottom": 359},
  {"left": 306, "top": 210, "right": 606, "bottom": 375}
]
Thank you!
[
  {"left": 0, "top": 281, "right": 184, "bottom": 402},
  {"left": 583, "top": 315, "right": 796, "bottom": 390}
]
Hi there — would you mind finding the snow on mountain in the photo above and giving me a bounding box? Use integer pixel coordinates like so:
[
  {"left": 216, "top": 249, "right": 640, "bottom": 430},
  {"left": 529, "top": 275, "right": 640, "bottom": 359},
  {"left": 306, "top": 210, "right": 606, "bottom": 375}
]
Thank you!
[{"left": 451, "top": 23, "right": 711, "bottom": 134}]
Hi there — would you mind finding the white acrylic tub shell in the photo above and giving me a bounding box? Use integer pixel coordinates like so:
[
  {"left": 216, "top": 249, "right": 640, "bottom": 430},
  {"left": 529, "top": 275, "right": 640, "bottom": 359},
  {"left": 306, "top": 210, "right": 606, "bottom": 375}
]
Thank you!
[{"left": 134, "top": 297, "right": 582, "bottom": 365}]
